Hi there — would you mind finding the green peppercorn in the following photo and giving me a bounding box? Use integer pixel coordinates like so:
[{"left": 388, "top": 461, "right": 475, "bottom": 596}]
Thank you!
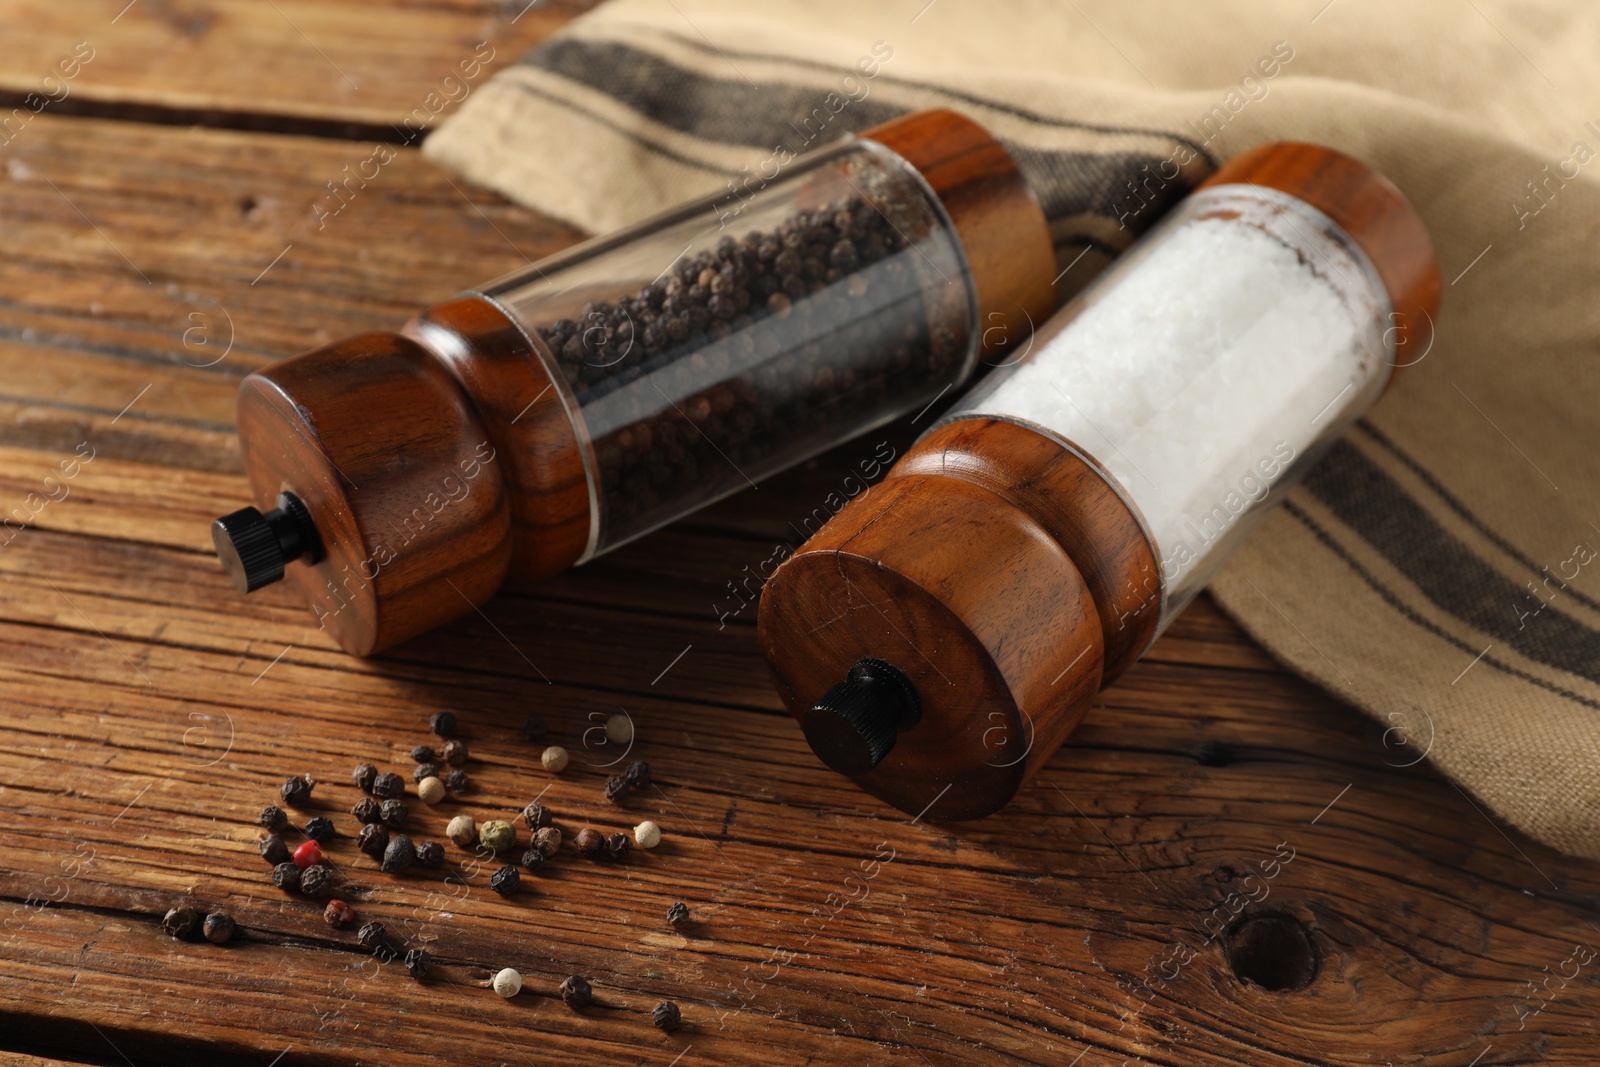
[
  {"left": 651, "top": 1000, "right": 681, "bottom": 1032},
  {"left": 162, "top": 905, "right": 203, "bottom": 940},
  {"left": 303, "top": 816, "right": 335, "bottom": 842},
  {"left": 379, "top": 799, "right": 409, "bottom": 829},
  {"left": 410, "top": 744, "right": 436, "bottom": 763},
  {"left": 489, "top": 864, "right": 520, "bottom": 897},
  {"left": 521, "top": 801, "right": 552, "bottom": 830},
  {"left": 574, "top": 828, "right": 604, "bottom": 858},
  {"left": 429, "top": 711, "right": 457, "bottom": 738},
  {"left": 351, "top": 797, "right": 381, "bottom": 824},
  {"left": 559, "top": 975, "right": 593, "bottom": 1009},
  {"left": 479, "top": 820, "right": 516, "bottom": 853},
  {"left": 441, "top": 739, "right": 468, "bottom": 767},
  {"left": 358, "top": 822, "right": 388, "bottom": 860},
  {"left": 271, "top": 861, "right": 301, "bottom": 892},
  {"left": 666, "top": 902, "right": 690, "bottom": 929},
  {"left": 606, "top": 832, "right": 631, "bottom": 862},
  {"left": 521, "top": 714, "right": 547, "bottom": 742},
  {"left": 258, "top": 805, "right": 288, "bottom": 831},
  {"left": 202, "top": 911, "right": 236, "bottom": 945},
  {"left": 258, "top": 834, "right": 291, "bottom": 866},
  {"left": 520, "top": 846, "right": 546, "bottom": 873},
  {"left": 405, "top": 948, "right": 431, "bottom": 980},
  {"left": 624, "top": 759, "right": 651, "bottom": 791},
  {"left": 280, "top": 774, "right": 313, "bottom": 807},
  {"left": 603, "top": 776, "right": 630, "bottom": 804},
  {"left": 381, "top": 835, "right": 415, "bottom": 873},
  {"left": 300, "top": 864, "right": 335, "bottom": 898},
  {"left": 352, "top": 762, "right": 378, "bottom": 793},
  {"left": 415, "top": 840, "right": 445, "bottom": 868},
  {"left": 444, "top": 768, "right": 470, "bottom": 794}
]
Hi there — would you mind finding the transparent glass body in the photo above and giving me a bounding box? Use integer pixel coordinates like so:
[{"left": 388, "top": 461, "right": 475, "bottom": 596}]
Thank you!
[
  {"left": 946, "top": 184, "right": 1393, "bottom": 629},
  {"left": 475, "top": 138, "right": 977, "bottom": 559}
]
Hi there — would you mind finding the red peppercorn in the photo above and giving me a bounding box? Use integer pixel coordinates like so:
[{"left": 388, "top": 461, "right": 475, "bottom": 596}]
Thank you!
[
  {"left": 324, "top": 900, "right": 355, "bottom": 928},
  {"left": 292, "top": 840, "right": 323, "bottom": 868}
]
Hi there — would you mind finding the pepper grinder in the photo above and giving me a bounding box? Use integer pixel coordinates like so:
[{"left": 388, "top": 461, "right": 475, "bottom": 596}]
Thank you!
[
  {"left": 213, "top": 109, "right": 1056, "bottom": 655},
  {"left": 758, "top": 142, "right": 1441, "bottom": 821}
]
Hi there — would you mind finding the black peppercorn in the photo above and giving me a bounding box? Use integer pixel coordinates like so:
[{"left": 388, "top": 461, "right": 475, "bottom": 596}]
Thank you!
[
  {"left": 377, "top": 799, "right": 407, "bottom": 830},
  {"left": 405, "top": 948, "right": 431, "bottom": 981},
  {"left": 258, "top": 804, "right": 288, "bottom": 831},
  {"left": 521, "top": 714, "right": 547, "bottom": 742},
  {"left": 443, "top": 768, "right": 470, "bottom": 794},
  {"left": 300, "top": 864, "right": 336, "bottom": 898},
  {"left": 162, "top": 905, "right": 203, "bottom": 940},
  {"left": 520, "top": 846, "right": 546, "bottom": 873},
  {"left": 357, "top": 823, "right": 388, "bottom": 862},
  {"left": 652, "top": 1000, "right": 682, "bottom": 1032},
  {"left": 414, "top": 840, "right": 445, "bottom": 868},
  {"left": 279, "top": 774, "right": 313, "bottom": 807},
  {"left": 574, "top": 828, "right": 605, "bottom": 858},
  {"left": 666, "top": 902, "right": 690, "bottom": 929},
  {"left": 603, "top": 775, "right": 630, "bottom": 804},
  {"left": 489, "top": 864, "right": 520, "bottom": 897},
  {"left": 410, "top": 744, "right": 435, "bottom": 763},
  {"left": 352, "top": 762, "right": 378, "bottom": 793},
  {"left": 412, "top": 762, "right": 439, "bottom": 784},
  {"left": 429, "top": 711, "right": 457, "bottom": 738},
  {"left": 271, "top": 861, "right": 302, "bottom": 892},
  {"left": 520, "top": 801, "right": 552, "bottom": 829},
  {"left": 559, "top": 975, "right": 593, "bottom": 1009},
  {"left": 440, "top": 739, "right": 468, "bottom": 767},
  {"left": 202, "top": 911, "right": 236, "bottom": 945},
  {"left": 381, "top": 835, "right": 415, "bottom": 873},
  {"left": 624, "top": 759, "right": 652, "bottom": 791},
  {"left": 352, "top": 796, "right": 381, "bottom": 824},
  {"left": 258, "top": 834, "right": 291, "bottom": 866},
  {"left": 357, "top": 920, "right": 389, "bottom": 952},
  {"left": 371, "top": 772, "right": 405, "bottom": 800},
  {"left": 303, "top": 816, "right": 335, "bottom": 842},
  {"left": 606, "top": 832, "right": 631, "bottom": 862}
]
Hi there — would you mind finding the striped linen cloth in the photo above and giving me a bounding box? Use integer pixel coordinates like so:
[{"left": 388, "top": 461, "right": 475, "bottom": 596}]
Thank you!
[{"left": 427, "top": 0, "right": 1600, "bottom": 859}]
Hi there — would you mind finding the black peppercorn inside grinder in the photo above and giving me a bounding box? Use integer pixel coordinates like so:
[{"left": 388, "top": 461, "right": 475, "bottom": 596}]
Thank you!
[{"left": 213, "top": 108, "right": 1058, "bottom": 655}]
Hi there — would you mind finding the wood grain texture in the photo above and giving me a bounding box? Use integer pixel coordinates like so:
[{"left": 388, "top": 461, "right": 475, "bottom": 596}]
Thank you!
[{"left": 0, "top": 22, "right": 1596, "bottom": 1067}]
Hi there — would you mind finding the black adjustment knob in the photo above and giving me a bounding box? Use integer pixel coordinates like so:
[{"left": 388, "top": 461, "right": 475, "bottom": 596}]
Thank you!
[
  {"left": 802, "top": 658, "right": 921, "bottom": 778},
  {"left": 211, "top": 492, "right": 322, "bottom": 593}
]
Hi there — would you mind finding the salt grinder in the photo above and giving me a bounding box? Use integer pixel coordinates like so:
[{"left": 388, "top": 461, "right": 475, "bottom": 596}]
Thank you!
[
  {"left": 212, "top": 109, "right": 1055, "bottom": 655},
  {"left": 758, "top": 142, "right": 1441, "bottom": 820}
]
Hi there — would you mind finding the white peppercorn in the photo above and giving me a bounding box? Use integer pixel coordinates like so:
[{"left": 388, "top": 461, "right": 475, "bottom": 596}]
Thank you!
[
  {"left": 541, "top": 745, "right": 569, "bottom": 772},
  {"left": 634, "top": 821, "right": 662, "bottom": 849},
  {"left": 417, "top": 776, "right": 446, "bottom": 805},
  {"left": 446, "top": 814, "right": 477, "bottom": 849},
  {"left": 493, "top": 967, "right": 523, "bottom": 998},
  {"left": 604, "top": 713, "right": 632, "bottom": 745}
]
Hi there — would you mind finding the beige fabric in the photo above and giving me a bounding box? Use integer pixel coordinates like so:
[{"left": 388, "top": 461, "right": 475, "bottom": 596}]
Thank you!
[{"left": 427, "top": 0, "right": 1600, "bottom": 858}]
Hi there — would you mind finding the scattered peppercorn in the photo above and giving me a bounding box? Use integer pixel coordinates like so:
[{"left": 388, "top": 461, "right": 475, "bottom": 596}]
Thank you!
[
  {"left": 441, "top": 739, "right": 468, "bottom": 767},
  {"left": 405, "top": 948, "right": 431, "bottom": 981},
  {"left": 574, "top": 828, "right": 605, "bottom": 858},
  {"left": 292, "top": 840, "right": 323, "bottom": 868},
  {"left": 444, "top": 768, "right": 470, "bottom": 794},
  {"left": 634, "top": 821, "right": 662, "bottom": 849},
  {"left": 381, "top": 835, "right": 416, "bottom": 873},
  {"left": 520, "top": 846, "right": 547, "bottom": 873},
  {"left": 324, "top": 900, "right": 354, "bottom": 928},
  {"left": 380, "top": 799, "right": 410, "bottom": 829},
  {"left": 410, "top": 744, "right": 436, "bottom": 763},
  {"left": 489, "top": 864, "right": 520, "bottom": 897},
  {"left": 412, "top": 762, "right": 439, "bottom": 784},
  {"left": 300, "top": 864, "right": 335, "bottom": 898},
  {"left": 258, "top": 805, "right": 288, "bottom": 832},
  {"left": 417, "top": 776, "right": 446, "bottom": 805},
  {"left": 624, "top": 759, "right": 652, "bottom": 791},
  {"left": 446, "top": 814, "right": 477, "bottom": 849},
  {"left": 271, "top": 861, "right": 302, "bottom": 892},
  {"left": 415, "top": 840, "right": 445, "bottom": 868},
  {"left": 521, "top": 714, "right": 547, "bottom": 742},
  {"left": 279, "top": 774, "right": 314, "bottom": 807},
  {"left": 533, "top": 827, "right": 562, "bottom": 857},
  {"left": 162, "top": 906, "right": 203, "bottom": 940},
  {"left": 559, "top": 975, "right": 593, "bottom": 1010},
  {"left": 666, "top": 902, "right": 690, "bottom": 929},
  {"left": 371, "top": 772, "right": 405, "bottom": 799},
  {"left": 358, "top": 822, "right": 389, "bottom": 860},
  {"left": 352, "top": 796, "right": 381, "bottom": 824},
  {"left": 303, "top": 816, "right": 335, "bottom": 842},
  {"left": 605, "top": 713, "right": 633, "bottom": 745},
  {"left": 258, "top": 834, "right": 291, "bottom": 866},
  {"left": 352, "top": 762, "right": 378, "bottom": 793},
  {"left": 479, "top": 820, "right": 516, "bottom": 853},
  {"left": 651, "top": 1000, "right": 682, "bottom": 1033},
  {"left": 357, "top": 921, "right": 389, "bottom": 953},
  {"left": 603, "top": 776, "right": 630, "bottom": 804},
  {"left": 493, "top": 967, "right": 523, "bottom": 998},
  {"left": 521, "top": 801, "right": 552, "bottom": 830},
  {"left": 202, "top": 911, "right": 236, "bottom": 945},
  {"left": 606, "top": 832, "right": 631, "bottom": 861},
  {"left": 429, "top": 711, "right": 457, "bottom": 738},
  {"left": 541, "top": 746, "right": 569, "bottom": 773}
]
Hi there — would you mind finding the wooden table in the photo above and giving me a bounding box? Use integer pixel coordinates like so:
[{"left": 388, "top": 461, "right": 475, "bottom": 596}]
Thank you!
[{"left": 1, "top": 3, "right": 1596, "bottom": 1064}]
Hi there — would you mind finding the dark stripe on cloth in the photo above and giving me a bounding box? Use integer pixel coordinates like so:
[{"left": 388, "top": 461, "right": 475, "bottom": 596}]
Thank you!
[{"left": 1304, "top": 441, "right": 1600, "bottom": 684}]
